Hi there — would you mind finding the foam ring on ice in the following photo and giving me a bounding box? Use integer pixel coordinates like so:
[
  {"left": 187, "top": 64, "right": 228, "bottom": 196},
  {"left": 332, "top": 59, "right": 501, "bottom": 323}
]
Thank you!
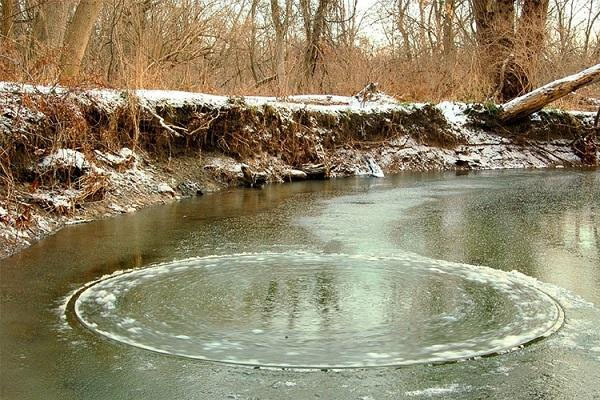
[{"left": 69, "top": 252, "right": 564, "bottom": 369}]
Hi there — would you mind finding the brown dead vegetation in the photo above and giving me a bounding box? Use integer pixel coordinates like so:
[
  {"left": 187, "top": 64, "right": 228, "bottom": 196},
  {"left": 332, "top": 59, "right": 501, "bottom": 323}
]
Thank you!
[
  {"left": 2, "top": 87, "right": 595, "bottom": 202},
  {"left": 1, "top": 0, "right": 599, "bottom": 106}
]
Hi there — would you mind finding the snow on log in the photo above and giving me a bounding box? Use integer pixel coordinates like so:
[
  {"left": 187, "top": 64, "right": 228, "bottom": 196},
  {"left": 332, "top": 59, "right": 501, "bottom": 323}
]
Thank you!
[{"left": 500, "top": 64, "right": 600, "bottom": 123}]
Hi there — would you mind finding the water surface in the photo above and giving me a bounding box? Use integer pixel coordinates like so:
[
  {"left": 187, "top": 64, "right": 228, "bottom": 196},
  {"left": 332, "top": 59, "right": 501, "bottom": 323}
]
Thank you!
[
  {"left": 1, "top": 169, "right": 599, "bottom": 399},
  {"left": 73, "top": 253, "right": 562, "bottom": 368}
]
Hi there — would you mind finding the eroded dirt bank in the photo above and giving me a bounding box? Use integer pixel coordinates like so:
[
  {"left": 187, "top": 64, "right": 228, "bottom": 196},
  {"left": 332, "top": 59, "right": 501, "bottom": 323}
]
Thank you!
[{"left": 1, "top": 83, "right": 598, "bottom": 258}]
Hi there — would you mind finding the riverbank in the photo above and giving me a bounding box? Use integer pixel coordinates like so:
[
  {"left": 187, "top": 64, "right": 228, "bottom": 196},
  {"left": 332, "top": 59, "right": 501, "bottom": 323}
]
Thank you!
[{"left": 1, "top": 82, "right": 598, "bottom": 258}]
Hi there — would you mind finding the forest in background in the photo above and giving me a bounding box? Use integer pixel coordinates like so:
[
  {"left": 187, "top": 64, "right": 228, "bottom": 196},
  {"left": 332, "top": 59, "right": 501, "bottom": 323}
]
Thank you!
[{"left": 1, "top": 0, "right": 599, "bottom": 105}]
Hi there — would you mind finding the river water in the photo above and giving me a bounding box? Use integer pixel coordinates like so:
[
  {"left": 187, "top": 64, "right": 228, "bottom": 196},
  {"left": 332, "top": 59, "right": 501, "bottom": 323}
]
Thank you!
[{"left": 1, "top": 169, "right": 599, "bottom": 399}]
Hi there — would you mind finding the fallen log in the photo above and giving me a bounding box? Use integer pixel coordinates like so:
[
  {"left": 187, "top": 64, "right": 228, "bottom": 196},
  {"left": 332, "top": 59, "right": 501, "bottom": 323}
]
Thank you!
[{"left": 500, "top": 63, "right": 600, "bottom": 123}]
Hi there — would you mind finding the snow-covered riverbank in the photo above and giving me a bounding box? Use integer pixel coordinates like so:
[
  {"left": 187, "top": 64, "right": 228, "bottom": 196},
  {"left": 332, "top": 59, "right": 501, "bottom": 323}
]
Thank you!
[{"left": 1, "top": 83, "right": 597, "bottom": 258}]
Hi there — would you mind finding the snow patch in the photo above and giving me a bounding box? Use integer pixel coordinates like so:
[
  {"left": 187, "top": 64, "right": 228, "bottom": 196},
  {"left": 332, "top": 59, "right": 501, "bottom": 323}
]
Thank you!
[
  {"left": 436, "top": 101, "right": 469, "bottom": 125},
  {"left": 157, "top": 183, "right": 176, "bottom": 195},
  {"left": 94, "top": 148, "right": 135, "bottom": 168},
  {"left": 39, "top": 149, "right": 88, "bottom": 171}
]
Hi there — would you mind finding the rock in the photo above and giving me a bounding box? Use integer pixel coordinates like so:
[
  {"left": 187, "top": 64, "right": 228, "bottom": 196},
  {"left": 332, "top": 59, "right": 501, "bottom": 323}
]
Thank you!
[
  {"left": 254, "top": 171, "right": 269, "bottom": 185},
  {"left": 177, "top": 180, "right": 204, "bottom": 196},
  {"left": 365, "top": 157, "right": 384, "bottom": 178},
  {"left": 203, "top": 159, "right": 244, "bottom": 179},
  {"left": 301, "top": 163, "right": 328, "bottom": 179},
  {"left": 94, "top": 148, "right": 135, "bottom": 169},
  {"left": 283, "top": 169, "right": 308, "bottom": 181},
  {"left": 38, "top": 149, "right": 89, "bottom": 180},
  {"left": 240, "top": 164, "right": 268, "bottom": 188},
  {"left": 109, "top": 204, "right": 126, "bottom": 213},
  {"left": 39, "top": 149, "right": 88, "bottom": 171},
  {"left": 157, "top": 183, "right": 176, "bottom": 196},
  {"left": 455, "top": 154, "right": 481, "bottom": 169},
  {"left": 29, "top": 191, "right": 74, "bottom": 214}
]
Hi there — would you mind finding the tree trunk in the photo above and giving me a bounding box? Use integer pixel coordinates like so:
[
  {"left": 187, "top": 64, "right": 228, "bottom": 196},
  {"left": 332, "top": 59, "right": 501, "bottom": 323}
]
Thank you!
[
  {"left": 32, "top": 0, "right": 74, "bottom": 49},
  {"left": 582, "top": 0, "right": 600, "bottom": 58},
  {"left": 248, "top": 0, "right": 260, "bottom": 85},
  {"left": 418, "top": 0, "right": 427, "bottom": 53},
  {"left": 473, "top": 0, "right": 531, "bottom": 102},
  {"left": 516, "top": 0, "right": 549, "bottom": 88},
  {"left": 299, "top": 0, "right": 312, "bottom": 44},
  {"left": 270, "top": 0, "right": 289, "bottom": 93},
  {"left": 442, "top": 0, "right": 455, "bottom": 56},
  {"left": 500, "top": 63, "right": 600, "bottom": 122},
  {"left": 304, "top": 0, "right": 330, "bottom": 81},
  {"left": 2, "top": 0, "right": 14, "bottom": 40},
  {"left": 472, "top": 0, "right": 493, "bottom": 51},
  {"left": 59, "top": 0, "right": 103, "bottom": 80},
  {"left": 132, "top": 0, "right": 152, "bottom": 87},
  {"left": 397, "top": 0, "right": 412, "bottom": 61}
]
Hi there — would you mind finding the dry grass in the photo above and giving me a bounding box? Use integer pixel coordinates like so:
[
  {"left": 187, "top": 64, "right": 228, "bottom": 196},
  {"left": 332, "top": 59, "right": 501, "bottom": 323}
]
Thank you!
[
  {"left": 3, "top": 42, "right": 597, "bottom": 110},
  {"left": 1, "top": 2, "right": 598, "bottom": 106}
]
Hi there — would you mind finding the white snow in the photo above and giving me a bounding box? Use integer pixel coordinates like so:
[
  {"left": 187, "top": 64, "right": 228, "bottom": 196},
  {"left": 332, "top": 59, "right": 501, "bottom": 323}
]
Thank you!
[
  {"left": 405, "top": 384, "right": 468, "bottom": 397},
  {"left": 283, "top": 169, "right": 308, "bottom": 180},
  {"left": 31, "top": 191, "right": 75, "bottom": 210},
  {"left": 157, "top": 182, "right": 175, "bottom": 195},
  {"left": 3, "top": 80, "right": 595, "bottom": 128},
  {"left": 366, "top": 157, "right": 385, "bottom": 178},
  {"left": 436, "top": 101, "right": 469, "bottom": 125},
  {"left": 0, "top": 81, "right": 410, "bottom": 117},
  {"left": 94, "top": 148, "right": 135, "bottom": 168},
  {"left": 136, "top": 89, "right": 229, "bottom": 108},
  {"left": 39, "top": 149, "right": 88, "bottom": 171}
]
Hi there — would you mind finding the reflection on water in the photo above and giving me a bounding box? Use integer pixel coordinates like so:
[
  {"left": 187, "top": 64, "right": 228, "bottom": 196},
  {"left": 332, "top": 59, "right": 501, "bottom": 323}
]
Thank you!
[{"left": 389, "top": 172, "right": 600, "bottom": 303}]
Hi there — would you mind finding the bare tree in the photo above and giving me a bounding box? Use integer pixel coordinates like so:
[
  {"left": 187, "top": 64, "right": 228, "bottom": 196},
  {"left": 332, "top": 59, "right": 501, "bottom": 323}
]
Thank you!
[
  {"left": 60, "top": 0, "right": 104, "bottom": 79},
  {"left": 31, "top": 0, "right": 76, "bottom": 50},
  {"left": 301, "top": 0, "right": 332, "bottom": 82},
  {"left": 472, "top": 0, "right": 553, "bottom": 101},
  {"left": 443, "top": 0, "right": 456, "bottom": 56},
  {"left": 270, "top": 0, "right": 292, "bottom": 92},
  {"left": 1, "top": 0, "right": 15, "bottom": 40},
  {"left": 0, "top": 0, "right": 597, "bottom": 103},
  {"left": 582, "top": 0, "right": 600, "bottom": 58},
  {"left": 395, "top": 0, "right": 413, "bottom": 60}
]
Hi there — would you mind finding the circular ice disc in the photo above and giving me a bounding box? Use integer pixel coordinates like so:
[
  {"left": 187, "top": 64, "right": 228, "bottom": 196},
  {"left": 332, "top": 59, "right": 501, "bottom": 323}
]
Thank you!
[{"left": 73, "top": 253, "right": 563, "bottom": 368}]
